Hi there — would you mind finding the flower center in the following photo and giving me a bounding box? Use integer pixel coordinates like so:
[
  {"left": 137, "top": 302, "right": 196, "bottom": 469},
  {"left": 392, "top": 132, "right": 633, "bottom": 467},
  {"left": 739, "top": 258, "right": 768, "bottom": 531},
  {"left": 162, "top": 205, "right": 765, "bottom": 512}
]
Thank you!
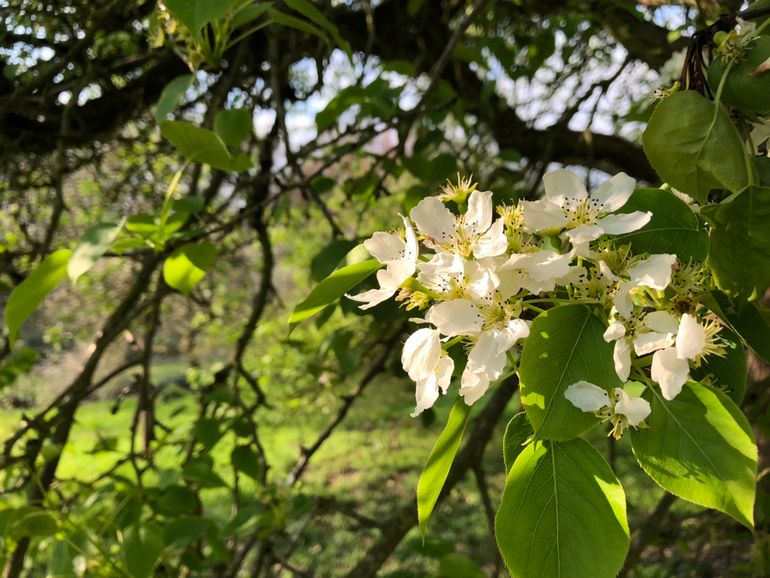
[{"left": 562, "top": 196, "right": 602, "bottom": 228}]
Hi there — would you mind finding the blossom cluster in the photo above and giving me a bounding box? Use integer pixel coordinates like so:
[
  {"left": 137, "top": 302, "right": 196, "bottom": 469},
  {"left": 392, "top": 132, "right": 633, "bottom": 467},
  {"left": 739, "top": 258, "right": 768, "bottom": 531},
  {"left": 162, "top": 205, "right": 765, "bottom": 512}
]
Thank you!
[{"left": 349, "top": 170, "right": 726, "bottom": 438}]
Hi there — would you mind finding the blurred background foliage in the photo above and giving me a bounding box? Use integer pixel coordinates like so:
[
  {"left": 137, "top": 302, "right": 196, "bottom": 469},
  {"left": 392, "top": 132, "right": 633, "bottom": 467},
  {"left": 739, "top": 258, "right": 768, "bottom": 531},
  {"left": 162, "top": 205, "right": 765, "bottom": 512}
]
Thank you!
[{"left": 0, "top": 0, "right": 769, "bottom": 576}]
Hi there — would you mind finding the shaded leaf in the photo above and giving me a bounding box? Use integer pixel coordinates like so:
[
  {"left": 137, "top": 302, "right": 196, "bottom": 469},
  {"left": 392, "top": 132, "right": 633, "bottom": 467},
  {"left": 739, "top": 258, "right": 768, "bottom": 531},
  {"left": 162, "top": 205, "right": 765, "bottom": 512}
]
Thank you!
[
  {"left": 214, "top": 108, "right": 253, "bottom": 147},
  {"left": 155, "top": 75, "right": 192, "bottom": 124},
  {"left": 502, "top": 412, "right": 533, "bottom": 474},
  {"left": 68, "top": 222, "right": 123, "bottom": 283},
  {"left": 160, "top": 120, "right": 252, "bottom": 172}
]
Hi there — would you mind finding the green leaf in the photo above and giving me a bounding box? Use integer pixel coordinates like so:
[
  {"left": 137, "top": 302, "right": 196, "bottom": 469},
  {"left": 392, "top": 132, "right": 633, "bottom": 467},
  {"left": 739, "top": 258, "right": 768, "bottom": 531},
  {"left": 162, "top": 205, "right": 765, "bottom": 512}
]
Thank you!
[
  {"left": 160, "top": 120, "right": 252, "bottom": 172},
  {"left": 68, "top": 222, "right": 123, "bottom": 283},
  {"left": 642, "top": 90, "right": 752, "bottom": 202},
  {"left": 163, "top": 242, "right": 217, "bottom": 296},
  {"left": 630, "top": 381, "right": 757, "bottom": 528},
  {"left": 12, "top": 507, "right": 59, "bottom": 538},
  {"left": 193, "top": 417, "right": 221, "bottom": 450},
  {"left": 519, "top": 305, "right": 620, "bottom": 440},
  {"left": 417, "top": 397, "right": 471, "bottom": 541},
  {"left": 268, "top": 8, "right": 328, "bottom": 44},
  {"left": 310, "top": 239, "right": 359, "bottom": 281},
  {"left": 214, "top": 108, "right": 253, "bottom": 147},
  {"left": 704, "top": 290, "right": 770, "bottom": 365},
  {"left": 437, "top": 553, "right": 485, "bottom": 578},
  {"left": 124, "top": 524, "right": 164, "bottom": 578},
  {"left": 705, "top": 186, "right": 770, "bottom": 300},
  {"left": 315, "top": 85, "right": 367, "bottom": 132},
  {"left": 282, "top": 0, "right": 352, "bottom": 59},
  {"left": 495, "top": 439, "right": 629, "bottom": 578},
  {"left": 691, "top": 328, "right": 747, "bottom": 404},
  {"left": 162, "top": 0, "right": 241, "bottom": 38},
  {"left": 502, "top": 412, "right": 533, "bottom": 474},
  {"left": 182, "top": 456, "right": 228, "bottom": 488},
  {"left": 288, "top": 259, "right": 381, "bottom": 333},
  {"left": 163, "top": 516, "right": 211, "bottom": 547},
  {"left": 5, "top": 249, "right": 72, "bottom": 344},
  {"left": 614, "top": 188, "right": 708, "bottom": 261},
  {"left": 231, "top": 445, "right": 262, "bottom": 481},
  {"left": 155, "top": 75, "right": 193, "bottom": 124}
]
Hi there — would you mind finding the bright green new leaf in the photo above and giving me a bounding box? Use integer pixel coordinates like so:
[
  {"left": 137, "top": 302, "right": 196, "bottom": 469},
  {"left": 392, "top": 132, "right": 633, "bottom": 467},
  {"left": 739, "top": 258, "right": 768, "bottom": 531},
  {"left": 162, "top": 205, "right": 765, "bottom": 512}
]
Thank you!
[
  {"left": 160, "top": 120, "right": 252, "bottom": 172},
  {"left": 310, "top": 239, "right": 360, "bottom": 282},
  {"left": 163, "top": 241, "right": 217, "bottom": 295},
  {"left": 417, "top": 397, "right": 471, "bottom": 540},
  {"left": 502, "top": 412, "right": 533, "bottom": 474},
  {"left": 704, "top": 290, "right": 770, "bottom": 365},
  {"left": 162, "top": 0, "right": 241, "bottom": 38},
  {"left": 704, "top": 186, "right": 770, "bottom": 300},
  {"left": 630, "top": 382, "right": 757, "bottom": 528},
  {"left": 68, "top": 222, "right": 123, "bottom": 283},
  {"left": 642, "top": 90, "right": 751, "bottom": 202},
  {"left": 155, "top": 75, "right": 193, "bottom": 124},
  {"left": 5, "top": 249, "right": 72, "bottom": 344},
  {"left": 214, "top": 108, "right": 253, "bottom": 147},
  {"left": 519, "top": 305, "right": 620, "bottom": 440},
  {"left": 495, "top": 439, "right": 630, "bottom": 578},
  {"left": 288, "top": 259, "right": 381, "bottom": 333},
  {"left": 615, "top": 187, "right": 708, "bottom": 261}
]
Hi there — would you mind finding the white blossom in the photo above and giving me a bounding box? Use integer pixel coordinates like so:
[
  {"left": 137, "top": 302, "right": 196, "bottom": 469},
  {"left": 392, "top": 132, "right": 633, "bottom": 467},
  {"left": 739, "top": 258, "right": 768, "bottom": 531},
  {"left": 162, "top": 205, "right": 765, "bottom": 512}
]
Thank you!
[
  {"left": 564, "top": 380, "right": 610, "bottom": 412},
  {"left": 613, "top": 388, "right": 651, "bottom": 427},
  {"left": 410, "top": 190, "right": 507, "bottom": 258},
  {"left": 521, "top": 169, "right": 651, "bottom": 254},
  {"left": 348, "top": 216, "right": 418, "bottom": 309},
  {"left": 401, "top": 328, "right": 454, "bottom": 417}
]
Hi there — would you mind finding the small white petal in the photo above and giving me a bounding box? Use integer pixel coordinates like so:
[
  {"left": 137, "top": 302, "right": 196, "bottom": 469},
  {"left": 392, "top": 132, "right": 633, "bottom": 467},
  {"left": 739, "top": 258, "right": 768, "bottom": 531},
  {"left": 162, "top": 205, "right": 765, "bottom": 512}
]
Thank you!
[
  {"left": 598, "top": 260, "right": 619, "bottom": 282},
  {"left": 473, "top": 219, "right": 508, "bottom": 258},
  {"left": 603, "top": 321, "right": 626, "bottom": 342},
  {"left": 411, "top": 376, "right": 440, "bottom": 418},
  {"left": 613, "top": 282, "right": 634, "bottom": 318},
  {"left": 564, "top": 380, "right": 610, "bottom": 412},
  {"left": 523, "top": 250, "right": 573, "bottom": 282},
  {"left": 596, "top": 211, "right": 652, "bottom": 235},
  {"left": 592, "top": 172, "right": 636, "bottom": 212},
  {"left": 410, "top": 197, "right": 456, "bottom": 245},
  {"left": 346, "top": 287, "right": 396, "bottom": 310},
  {"left": 627, "top": 254, "right": 677, "bottom": 290},
  {"left": 425, "top": 300, "right": 483, "bottom": 337},
  {"left": 676, "top": 313, "right": 707, "bottom": 360},
  {"left": 521, "top": 199, "right": 568, "bottom": 232},
  {"left": 633, "top": 331, "right": 674, "bottom": 356},
  {"left": 565, "top": 224, "right": 603, "bottom": 245},
  {"left": 364, "top": 231, "right": 406, "bottom": 263},
  {"left": 651, "top": 347, "right": 689, "bottom": 400},
  {"left": 459, "top": 371, "right": 488, "bottom": 406},
  {"left": 463, "top": 190, "right": 494, "bottom": 237},
  {"left": 613, "top": 338, "right": 632, "bottom": 382},
  {"left": 543, "top": 169, "right": 587, "bottom": 206},
  {"left": 614, "top": 388, "right": 651, "bottom": 427},
  {"left": 644, "top": 311, "right": 679, "bottom": 334},
  {"left": 401, "top": 328, "right": 441, "bottom": 382},
  {"left": 434, "top": 355, "right": 454, "bottom": 393}
]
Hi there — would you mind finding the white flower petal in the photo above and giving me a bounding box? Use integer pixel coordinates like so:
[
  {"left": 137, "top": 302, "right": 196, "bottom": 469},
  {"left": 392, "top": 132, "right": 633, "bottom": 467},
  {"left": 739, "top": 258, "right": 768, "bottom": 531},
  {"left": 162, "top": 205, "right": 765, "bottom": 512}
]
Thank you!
[
  {"left": 675, "top": 313, "right": 706, "bottom": 360},
  {"left": 425, "top": 299, "right": 483, "bottom": 337},
  {"left": 418, "top": 251, "right": 464, "bottom": 294},
  {"left": 603, "top": 321, "right": 626, "bottom": 342},
  {"left": 524, "top": 250, "right": 573, "bottom": 282},
  {"left": 565, "top": 224, "right": 603, "bottom": 245},
  {"left": 521, "top": 199, "right": 568, "bottom": 232},
  {"left": 598, "top": 260, "right": 619, "bottom": 282},
  {"left": 543, "top": 169, "right": 587, "bottom": 206},
  {"left": 596, "top": 211, "right": 652, "bottom": 235},
  {"left": 614, "top": 388, "right": 651, "bottom": 427},
  {"left": 592, "top": 172, "right": 636, "bottom": 212},
  {"left": 613, "top": 282, "right": 634, "bottom": 318},
  {"left": 435, "top": 355, "right": 454, "bottom": 393},
  {"left": 564, "top": 380, "right": 610, "bottom": 412},
  {"left": 473, "top": 219, "right": 508, "bottom": 258},
  {"left": 463, "top": 190, "right": 494, "bottom": 237},
  {"left": 651, "top": 347, "right": 689, "bottom": 400},
  {"left": 410, "top": 197, "right": 456, "bottom": 245},
  {"left": 627, "top": 254, "right": 677, "bottom": 290},
  {"left": 459, "top": 372, "right": 488, "bottom": 406},
  {"left": 633, "top": 331, "right": 674, "bottom": 356},
  {"left": 643, "top": 311, "right": 679, "bottom": 334},
  {"left": 401, "top": 328, "right": 441, "bottom": 382},
  {"left": 364, "top": 231, "right": 406, "bottom": 263},
  {"left": 346, "top": 287, "right": 397, "bottom": 310},
  {"left": 410, "top": 376, "right": 440, "bottom": 418},
  {"left": 613, "top": 338, "right": 632, "bottom": 382}
]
